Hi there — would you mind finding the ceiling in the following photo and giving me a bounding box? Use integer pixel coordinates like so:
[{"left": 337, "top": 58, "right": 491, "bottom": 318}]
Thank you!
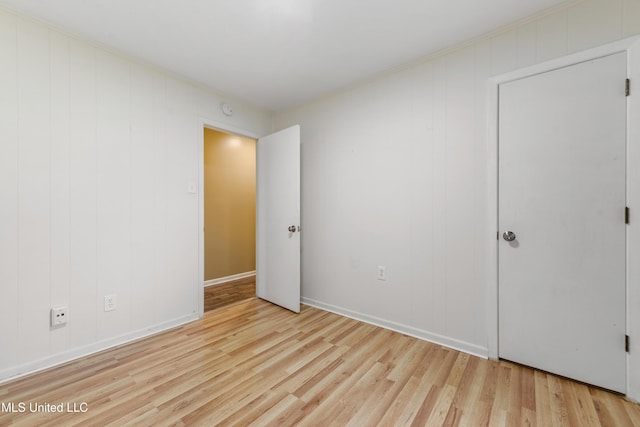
[{"left": 0, "top": 0, "right": 574, "bottom": 111}]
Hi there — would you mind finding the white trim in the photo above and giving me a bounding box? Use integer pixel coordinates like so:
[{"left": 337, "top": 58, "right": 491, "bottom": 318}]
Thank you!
[
  {"left": 627, "top": 39, "right": 640, "bottom": 403},
  {"left": 201, "top": 119, "right": 261, "bottom": 140},
  {"left": 487, "top": 35, "right": 640, "bottom": 401},
  {"left": 204, "top": 271, "right": 256, "bottom": 287},
  {"left": 486, "top": 77, "right": 500, "bottom": 361},
  {"left": 0, "top": 314, "right": 198, "bottom": 384},
  {"left": 302, "top": 297, "right": 488, "bottom": 359},
  {"left": 198, "top": 118, "right": 260, "bottom": 318},
  {"left": 489, "top": 36, "right": 640, "bottom": 87}
]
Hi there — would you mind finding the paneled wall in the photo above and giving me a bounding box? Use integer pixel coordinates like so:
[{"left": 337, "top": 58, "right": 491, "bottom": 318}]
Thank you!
[
  {"left": 0, "top": 8, "right": 271, "bottom": 380},
  {"left": 274, "top": 0, "right": 640, "bottom": 384}
]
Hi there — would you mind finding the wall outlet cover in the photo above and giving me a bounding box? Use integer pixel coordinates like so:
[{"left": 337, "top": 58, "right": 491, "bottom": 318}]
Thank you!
[
  {"left": 51, "top": 306, "right": 68, "bottom": 327},
  {"left": 104, "top": 294, "right": 117, "bottom": 312}
]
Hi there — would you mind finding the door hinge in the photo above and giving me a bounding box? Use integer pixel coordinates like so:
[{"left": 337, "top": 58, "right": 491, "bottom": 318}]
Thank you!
[
  {"left": 497, "top": 231, "right": 499, "bottom": 240},
  {"left": 626, "top": 79, "right": 631, "bottom": 96},
  {"left": 626, "top": 207, "right": 630, "bottom": 225},
  {"left": 626, "top": 335, "right": 630, "bottom": 353}
]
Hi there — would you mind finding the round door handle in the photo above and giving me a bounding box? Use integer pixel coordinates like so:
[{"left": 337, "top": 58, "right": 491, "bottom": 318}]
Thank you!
[
  {"left": 288, "top": 225, "right": 296, "bottom": 232},
  {"left": 503, "top": 231, "right": 516, "bottom": 242}
]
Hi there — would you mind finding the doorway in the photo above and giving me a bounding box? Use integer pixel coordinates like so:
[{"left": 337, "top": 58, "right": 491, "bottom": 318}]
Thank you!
[
  {"left": 497, "top": 52, "right": 627, "bottom": 392},
  {"left": 197, "top": 122, "right": 301, "bottom": 317},
  {"left": 203, "top": 127, "right": 257, "bottom": 311}
]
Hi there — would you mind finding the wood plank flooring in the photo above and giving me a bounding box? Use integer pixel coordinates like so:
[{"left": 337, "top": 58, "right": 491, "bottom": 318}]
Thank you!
[
  {"left": 204, "top": 276, "right": 256, "bottom": 312},
  {"left": 1, "top": 298, "right": 639, "bottom": 426}
]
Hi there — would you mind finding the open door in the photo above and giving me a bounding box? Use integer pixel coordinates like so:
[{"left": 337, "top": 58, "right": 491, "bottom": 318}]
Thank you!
[{"left": 256, "top": 125, "right": 300, "bottom": 313}]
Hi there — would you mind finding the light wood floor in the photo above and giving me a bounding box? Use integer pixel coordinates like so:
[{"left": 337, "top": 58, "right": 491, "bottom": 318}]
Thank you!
[
  {"left": 204, "top": 276, "right": 256, "bottom": 312},
  {"left": 1, "top": 299, "right": 639, "bottom": 426}
]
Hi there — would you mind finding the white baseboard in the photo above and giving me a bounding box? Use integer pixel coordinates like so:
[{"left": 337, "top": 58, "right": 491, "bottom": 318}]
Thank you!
[
  {"left": 0, "top": 314, "right": 199, "bottom": 384},
  {"left": 204, "top": 271, "right": 256, "bottom": 287},
  {"left": 301, "top": 297, "right": 489, "bottom": 359}
]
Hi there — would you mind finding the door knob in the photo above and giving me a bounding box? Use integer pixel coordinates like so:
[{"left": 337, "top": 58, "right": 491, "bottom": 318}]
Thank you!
[
  {"left": 503, "top": 231, "right": 516, "bottom": 242},
  {"left": 288, "top": 225, "right": 296, "bottom": 232}
]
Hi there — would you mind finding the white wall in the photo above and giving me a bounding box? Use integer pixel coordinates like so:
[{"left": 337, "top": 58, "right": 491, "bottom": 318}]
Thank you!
[
  {"left": 0, "top": 7, "right": 271, "bottom": 381},
  {"left": 274, "top": 0, "right": 640, "bottom": 395}
]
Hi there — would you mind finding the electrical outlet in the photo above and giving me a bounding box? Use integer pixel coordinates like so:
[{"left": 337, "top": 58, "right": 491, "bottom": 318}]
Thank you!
[
  {"left": 51, "top": 306, "right": 68, "bottom": 327},
  {"left": 104, "top": 294, "right": 117, "bottom": 312},
  {"left": 377, "top": 265, "right": 386, "bottom": 281}
]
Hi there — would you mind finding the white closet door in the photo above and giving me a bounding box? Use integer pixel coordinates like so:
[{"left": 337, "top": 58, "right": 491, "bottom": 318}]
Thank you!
[{"left": 498, "top": 53, "right": 627, "bottom": 392}]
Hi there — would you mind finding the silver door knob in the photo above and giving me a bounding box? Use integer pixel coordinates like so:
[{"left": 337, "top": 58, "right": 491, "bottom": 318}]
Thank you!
[
  {"left": 288, "top": 225, "right": 296, "bottom": 232},
  {"left": 503, "top": 231, "right": 516, "bottom": 242}
]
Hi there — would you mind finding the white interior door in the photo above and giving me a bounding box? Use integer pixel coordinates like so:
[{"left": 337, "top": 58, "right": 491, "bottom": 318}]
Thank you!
[
  {"left": 498, "top": 53, "right": 627, "bottom": 392},
  {"left": 256, "top": 125, "right": 301, "bottom": 313}
]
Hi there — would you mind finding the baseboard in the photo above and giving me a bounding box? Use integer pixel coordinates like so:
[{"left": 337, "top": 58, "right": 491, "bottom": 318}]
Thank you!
[
  {"left": 301, "top": 297, "right": 489, "bottom": 359},
  {"left": 204, "top": 271, "right": 256, "bottom": 287},
  {"left": 0, "top": 313, "right": 199, "bottom": 384}
]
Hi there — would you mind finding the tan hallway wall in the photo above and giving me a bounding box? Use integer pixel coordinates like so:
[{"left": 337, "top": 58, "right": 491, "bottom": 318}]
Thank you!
[{"left": 204, "top": 128, "right": 256, "bottom": 281}]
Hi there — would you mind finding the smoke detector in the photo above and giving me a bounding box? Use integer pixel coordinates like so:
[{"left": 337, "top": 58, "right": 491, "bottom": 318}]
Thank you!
[{"left": 221, "top": 103, "right": 234, "bottom": 116}]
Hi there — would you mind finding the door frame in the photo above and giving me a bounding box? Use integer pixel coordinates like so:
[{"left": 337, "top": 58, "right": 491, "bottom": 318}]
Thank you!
[
  {"left": 197, "top": 118, "right": 260, "bottom": 318},
  {"left": 486, "top": 35, "right": 640, "bottom": 399}
]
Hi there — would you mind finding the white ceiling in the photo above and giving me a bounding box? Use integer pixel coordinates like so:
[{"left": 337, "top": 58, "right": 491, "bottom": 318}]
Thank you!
[{"left": 0, "top": 0, "right": 573, "bottom": 111}]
